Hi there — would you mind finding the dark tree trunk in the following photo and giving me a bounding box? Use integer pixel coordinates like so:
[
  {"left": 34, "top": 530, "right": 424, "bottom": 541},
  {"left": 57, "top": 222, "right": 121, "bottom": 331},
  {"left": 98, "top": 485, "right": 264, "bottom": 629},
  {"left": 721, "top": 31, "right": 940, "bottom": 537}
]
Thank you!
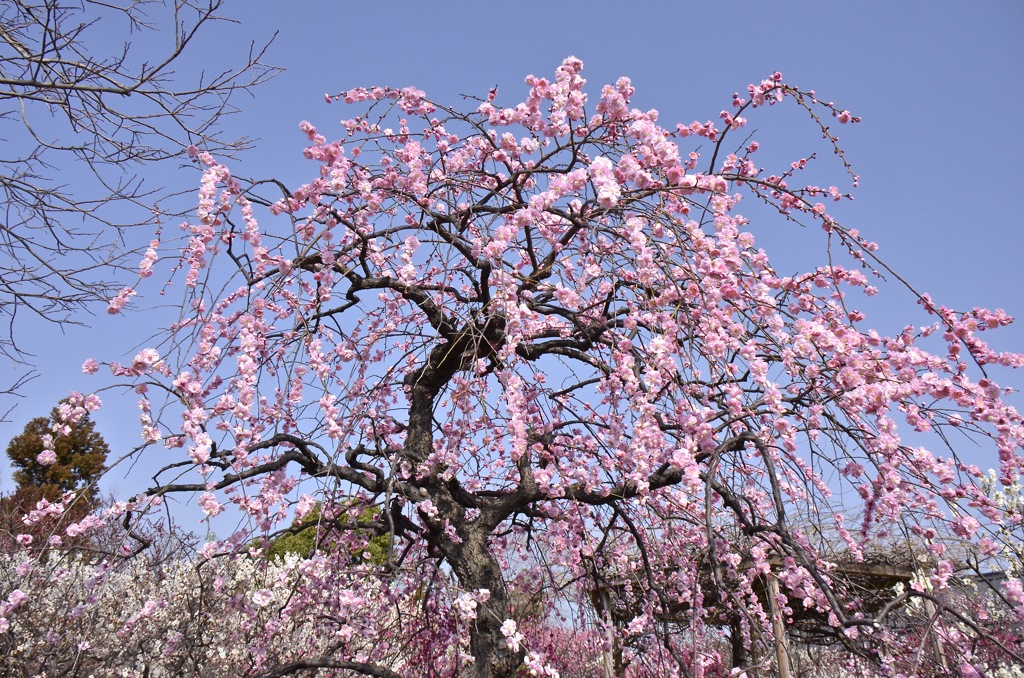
[
  {"left": 449, "top": 529, "right": 523, "bottom": 677},
  {"left": 731, "top": 615, "right": 748, "bottom": 670},
  {"left": 404, "top": 332, "right": 524, "bottom": 677}
]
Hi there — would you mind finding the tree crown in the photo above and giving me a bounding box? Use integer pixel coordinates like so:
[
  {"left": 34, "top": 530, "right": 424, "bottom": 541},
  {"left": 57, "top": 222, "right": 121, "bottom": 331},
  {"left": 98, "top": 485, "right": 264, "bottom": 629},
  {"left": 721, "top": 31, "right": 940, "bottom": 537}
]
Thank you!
[
  {"left": 6, "top": 396, "right": 108, "bottom": 501},
  {"left": 76, "top": 58, "right": 1024, "bottom": 675}
]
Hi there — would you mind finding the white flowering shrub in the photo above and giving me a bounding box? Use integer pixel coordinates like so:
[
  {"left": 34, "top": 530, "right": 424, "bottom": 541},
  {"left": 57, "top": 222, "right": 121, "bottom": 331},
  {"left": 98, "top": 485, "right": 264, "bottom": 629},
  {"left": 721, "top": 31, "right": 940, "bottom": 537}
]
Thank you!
[{"left": 0, "top": 548, "right": 413, "bottom": 677}]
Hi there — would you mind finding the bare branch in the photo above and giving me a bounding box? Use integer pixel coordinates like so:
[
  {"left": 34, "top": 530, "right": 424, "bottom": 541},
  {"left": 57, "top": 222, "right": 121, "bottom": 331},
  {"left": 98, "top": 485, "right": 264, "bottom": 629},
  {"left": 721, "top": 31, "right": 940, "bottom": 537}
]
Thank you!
[{"left": 0, "top": 0, "right": 279, "bottom": 369}]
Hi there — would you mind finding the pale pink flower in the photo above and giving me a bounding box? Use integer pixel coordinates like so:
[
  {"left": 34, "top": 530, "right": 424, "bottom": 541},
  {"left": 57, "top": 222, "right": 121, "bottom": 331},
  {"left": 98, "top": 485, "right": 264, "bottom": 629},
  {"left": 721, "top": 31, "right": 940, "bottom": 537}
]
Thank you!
[
  {"left": 6, "top": 590, "right": 29, "bottom": 610},
  {"left": 500, "top": 619, "right": 523, "bottom": 652},
  {"left": 130, "top": 348, "right": 161, "bottom": 373},
  {"left": 952, "top": 515, "right": 980, "bottom": 538},
  {"left": 588, "top": 156, "right": 619, "bottom": 208},
  {"left": 107, "top": 287, "right": 136, "bottom": 314},
  {"left": 453, "top": 592, "right": 479, "bottom": 620},
  {"left": 252, "top": 589, "right": 274, "bottom": 607},
  {"left": 197, "top": 492, "right": 224, "bottom": 517},
  {"left": 138, "top": 246, "right": 158, "bottom": 278},
  {"left": 295, "top": 494, "right": 316, "bottom": 520}
]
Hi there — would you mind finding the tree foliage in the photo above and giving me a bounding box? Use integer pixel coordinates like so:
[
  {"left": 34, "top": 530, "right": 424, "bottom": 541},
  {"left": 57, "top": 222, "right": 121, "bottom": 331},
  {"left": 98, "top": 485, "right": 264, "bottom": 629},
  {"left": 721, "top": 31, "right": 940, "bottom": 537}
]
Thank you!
[
  {"left": 1, "top": 398, "right": 108, "bottom": 552},
  {"left": 0, "top": 0, "right": 278, "bottom": 388},
  {"left": 53, "top": 58, "right": 1024, "bottom": 675},
  {"left": 5, "top": 398, "right": 108, "bottom": 502},
  {"left": 259, "top": 502, "right": 390, "bottom": 565}
]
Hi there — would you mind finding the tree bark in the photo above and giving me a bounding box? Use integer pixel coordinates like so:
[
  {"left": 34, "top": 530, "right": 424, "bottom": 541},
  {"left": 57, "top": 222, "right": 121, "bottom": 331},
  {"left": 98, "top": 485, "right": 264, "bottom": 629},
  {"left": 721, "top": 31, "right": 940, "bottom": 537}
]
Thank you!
[{"left": 450, "top": 529, "right": 523, "bottom": 677}]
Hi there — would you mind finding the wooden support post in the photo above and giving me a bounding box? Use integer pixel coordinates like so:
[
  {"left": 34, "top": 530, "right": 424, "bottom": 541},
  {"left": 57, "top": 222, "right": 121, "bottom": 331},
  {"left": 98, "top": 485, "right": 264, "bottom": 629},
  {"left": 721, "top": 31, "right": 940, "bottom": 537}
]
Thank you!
[
  {"left": 923, "top": 597, "right": 950, "bottom": 674},
  {"left": 766, "top": 575, "right": 791, "bottom": 678}
]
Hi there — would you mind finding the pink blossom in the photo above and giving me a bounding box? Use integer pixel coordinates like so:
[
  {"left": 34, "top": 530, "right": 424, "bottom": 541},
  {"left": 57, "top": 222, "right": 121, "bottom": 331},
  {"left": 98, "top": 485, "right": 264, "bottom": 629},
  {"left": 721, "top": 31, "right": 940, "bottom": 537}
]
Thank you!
[
  {"left": 138, "top": 244, "right": 158, "bottom": 278},
  {"left": 500, "top": 619, "right": 523, "bottom": 652},
  {"left": 295, "top": 494, "right": 316, "bottom": 520},
  {"left": 130, "top": 348, "right": 161, "bottom": 373},
  {"left": 197, "top": 492, "right": 224, "bottom": 517},
  {"left": 977, "top": 537, "right": 1000, "bottom": 556},
  {"left": 197, "top": 541, "right": 220, "bottom": 560},
  {"left": 588, "top": 156, "right": 620, "bottom": 208},
  {"left": 5, "top": 589, "right": 29, "bottom": 610},
  {"left": 252, "top": 589, "right": 274, "bottom": 607},
  {"left": 141, "top": 425, "right": 161, "bottom": 443},
  {"left": 952, "top": 515, "right": 981, "bottom": 538},
  {"left": 106, "top": 287, "right": 136, "bottom": 314},
  {"left": 523, "top": 651, "right": 559, "bottom": 677}
]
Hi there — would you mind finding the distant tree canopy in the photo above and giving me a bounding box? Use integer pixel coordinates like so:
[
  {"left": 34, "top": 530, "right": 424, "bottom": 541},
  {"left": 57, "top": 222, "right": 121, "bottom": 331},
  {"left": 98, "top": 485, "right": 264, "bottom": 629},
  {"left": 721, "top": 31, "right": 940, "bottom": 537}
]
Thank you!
[
  {"left": 5, "top": 403, "right": 109, "bottom": 503},
  {"left": 260, "top": 502, "right": 390, "bottom": 566}
]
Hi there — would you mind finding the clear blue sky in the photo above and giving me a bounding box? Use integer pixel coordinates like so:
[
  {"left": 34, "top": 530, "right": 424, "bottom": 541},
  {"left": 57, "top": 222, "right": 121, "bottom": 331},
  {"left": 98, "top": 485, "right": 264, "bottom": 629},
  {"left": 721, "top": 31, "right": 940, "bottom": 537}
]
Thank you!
[{"left": 3, "top": 1, "right": 1022, "bottom": 529}]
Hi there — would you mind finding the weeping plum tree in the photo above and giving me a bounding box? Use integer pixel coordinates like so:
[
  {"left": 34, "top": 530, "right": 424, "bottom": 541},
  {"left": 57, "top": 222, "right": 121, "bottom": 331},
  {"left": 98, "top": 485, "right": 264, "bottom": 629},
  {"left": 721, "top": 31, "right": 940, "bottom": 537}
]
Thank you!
[{"left": 90, "top": 59, "right": 1024, "bottom": 676}]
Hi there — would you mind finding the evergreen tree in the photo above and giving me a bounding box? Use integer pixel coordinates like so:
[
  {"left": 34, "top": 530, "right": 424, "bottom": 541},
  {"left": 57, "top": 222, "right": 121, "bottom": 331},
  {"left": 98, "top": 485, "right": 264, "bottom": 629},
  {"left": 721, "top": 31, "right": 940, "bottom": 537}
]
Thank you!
[
  {"left": 5, "top": 404, "right": 109, "bottom": 503},
  {"left": 261, "top": 502, "right": 390, "bottom": 565}
]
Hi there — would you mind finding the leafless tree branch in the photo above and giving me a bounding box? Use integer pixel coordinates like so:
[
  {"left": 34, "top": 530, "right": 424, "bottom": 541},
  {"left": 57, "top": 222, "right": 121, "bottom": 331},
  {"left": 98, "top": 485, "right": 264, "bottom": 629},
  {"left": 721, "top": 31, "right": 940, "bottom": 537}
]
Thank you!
[{"left": 0, "top": 0, "right": 279, "bottom": 379}]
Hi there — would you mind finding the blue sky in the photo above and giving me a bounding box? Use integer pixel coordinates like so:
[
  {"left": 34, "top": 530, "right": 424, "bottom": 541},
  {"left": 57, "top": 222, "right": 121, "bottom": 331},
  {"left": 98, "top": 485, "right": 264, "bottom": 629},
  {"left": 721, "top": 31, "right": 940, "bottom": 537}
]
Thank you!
[{"left": 2, "top": 1, "right": 1022, "bottom": 528}]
